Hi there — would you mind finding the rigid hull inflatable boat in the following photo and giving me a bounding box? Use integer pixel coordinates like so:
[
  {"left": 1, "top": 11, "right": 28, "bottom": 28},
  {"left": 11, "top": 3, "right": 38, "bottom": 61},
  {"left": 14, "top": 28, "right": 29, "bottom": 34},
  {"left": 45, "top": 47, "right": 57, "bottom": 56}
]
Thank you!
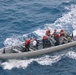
[{"left": 0, "top": 36, "right": 76, "bottom": 60}]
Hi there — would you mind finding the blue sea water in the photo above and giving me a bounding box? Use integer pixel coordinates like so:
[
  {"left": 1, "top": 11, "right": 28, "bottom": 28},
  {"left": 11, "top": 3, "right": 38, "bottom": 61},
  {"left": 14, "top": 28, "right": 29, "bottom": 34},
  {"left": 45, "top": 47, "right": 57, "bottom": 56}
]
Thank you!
[{"left": 0, "top": 0, "right": 76, "bottom": 75}]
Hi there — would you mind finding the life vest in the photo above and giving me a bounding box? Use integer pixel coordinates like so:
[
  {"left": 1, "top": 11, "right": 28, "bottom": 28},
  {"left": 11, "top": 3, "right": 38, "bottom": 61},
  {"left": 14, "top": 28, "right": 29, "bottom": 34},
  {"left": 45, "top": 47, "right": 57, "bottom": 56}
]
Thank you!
[
  {"left": 54, "top": 32, "right": 60, "bottom": 38},
  {"left": 25, "top": 38, "right": 30, "bottom": 45},
  {"left": 55, "top": 34, "right": 60, "bottom": 38},
  {"left": 43, "top": 36, "right": 48, "bottom": 40}
]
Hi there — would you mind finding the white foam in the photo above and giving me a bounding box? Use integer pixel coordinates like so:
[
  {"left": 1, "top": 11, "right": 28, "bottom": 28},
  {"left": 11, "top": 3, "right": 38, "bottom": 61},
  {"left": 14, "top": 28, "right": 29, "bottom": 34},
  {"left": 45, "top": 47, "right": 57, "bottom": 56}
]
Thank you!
[
  {"left": 33, "top": 4, "right": 76, "bottom": 37},
  {"left": 44, "top": 4, "right": 76, "bottom": 32},
  {"left": 65, "top": 0, "right": 70, "bottom": 3},
  {"left": 1, "top": 51, "right": 76, "bottom": 70},
  {"left": 4, "top": 38, "right": 22, "bottom": 46},
  {"left": 1, "top": 59, "right": 33, "bottom": 70},
  {"left": 34, "top": 28, "right": 45, "bottom": 37},
  {"left": 1, "top": 54, "right": 63, "bottom": 70},
  {"left": 4, "top": 34, "right": 27, "bottom": 46},
  {"left": 66, "top": 51, "right": 76, "bottom": 60},
  {"left": 56, "top": 4, "right": 76, "bottom": 30},
  {"left": 35, "top": 54, "right": 63, "bottom": 65},
  {"left": 73, "top": 30, "right": 76, "bottom": 36}
]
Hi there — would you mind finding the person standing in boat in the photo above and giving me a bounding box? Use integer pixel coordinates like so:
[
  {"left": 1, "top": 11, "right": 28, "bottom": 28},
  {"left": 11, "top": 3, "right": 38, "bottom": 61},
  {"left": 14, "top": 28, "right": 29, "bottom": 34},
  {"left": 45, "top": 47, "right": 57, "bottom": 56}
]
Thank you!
[{"left": 25, "top": 38, "right": 30, "bottom": 51}]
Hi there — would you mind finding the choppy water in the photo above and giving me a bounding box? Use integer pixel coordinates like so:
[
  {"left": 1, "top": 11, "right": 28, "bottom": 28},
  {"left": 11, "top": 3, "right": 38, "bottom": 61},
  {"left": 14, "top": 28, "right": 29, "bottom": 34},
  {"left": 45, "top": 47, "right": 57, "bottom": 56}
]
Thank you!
[{"left": 0, "top": 0, "right": 76, "bottom": 75}]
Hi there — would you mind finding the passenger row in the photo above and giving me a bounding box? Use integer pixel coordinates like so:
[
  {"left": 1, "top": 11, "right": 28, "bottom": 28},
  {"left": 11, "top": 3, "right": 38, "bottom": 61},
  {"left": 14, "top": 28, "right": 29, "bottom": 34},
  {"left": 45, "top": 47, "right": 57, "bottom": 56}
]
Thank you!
[{"left": 24, "top": 29, "right": 73, "bottom": 51}]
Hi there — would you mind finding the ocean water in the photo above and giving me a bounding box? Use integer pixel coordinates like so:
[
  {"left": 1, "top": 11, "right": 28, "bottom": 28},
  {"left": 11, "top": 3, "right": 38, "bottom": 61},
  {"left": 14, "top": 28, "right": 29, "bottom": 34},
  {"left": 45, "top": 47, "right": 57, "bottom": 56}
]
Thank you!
[{"left": 0, "top": 0, "right": 76, "bottom": 75}]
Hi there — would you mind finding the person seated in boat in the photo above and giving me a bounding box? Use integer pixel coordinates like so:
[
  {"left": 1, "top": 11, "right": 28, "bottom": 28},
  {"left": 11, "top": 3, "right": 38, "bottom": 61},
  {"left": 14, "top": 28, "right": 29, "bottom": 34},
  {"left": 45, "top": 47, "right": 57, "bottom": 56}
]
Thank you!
[
  {"left": 46, "top": 29, "right": 51, "bottom": 36},
  {"left": 59, "top": 29, "right": 66, "bottom": 38},
  {"left": 52, "top": 29, "right": 57, "bottom": 37},
  {"left": 46, "top": 29, "right": 56, "bottom": 46},
  {"left": 25, "top": 38, "right": 30, "bottom": 51},
  {"left": 32, "top": 38, "right": 38, "bottom": 49},
  {"left": 54, "top": 32, "right": 60, "bottom": 46},
  {"left": 59, "top": 32, "right": 68, "bottom": 44},
  {"left": 59, "top": 29, "right": 67, "bottom": 37},
  {"left": 42, "top": 35, "right": 51, "bottom": 48},
  {"left": 59, "top": 29, "right": 69, "bottom": 44},
  {"left": 59, "top": 29, "right": 73, "bottom": 44},
  {"left": 42, "top": 30, "right": 55, "bottom": 48}
]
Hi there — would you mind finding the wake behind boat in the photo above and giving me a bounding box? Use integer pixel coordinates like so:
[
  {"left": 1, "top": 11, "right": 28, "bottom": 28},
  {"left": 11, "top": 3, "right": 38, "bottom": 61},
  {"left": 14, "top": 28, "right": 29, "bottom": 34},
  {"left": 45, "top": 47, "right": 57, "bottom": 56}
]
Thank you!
[{"left": 0, "top": 35, "right": 76, "bottom": 60}]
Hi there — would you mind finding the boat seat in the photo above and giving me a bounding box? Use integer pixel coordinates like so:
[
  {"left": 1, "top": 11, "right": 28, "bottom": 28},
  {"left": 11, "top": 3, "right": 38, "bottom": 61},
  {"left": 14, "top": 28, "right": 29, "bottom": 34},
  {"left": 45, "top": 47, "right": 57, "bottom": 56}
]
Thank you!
[{"left": 13, "top": 49, "right": 22, "bottom": 53}]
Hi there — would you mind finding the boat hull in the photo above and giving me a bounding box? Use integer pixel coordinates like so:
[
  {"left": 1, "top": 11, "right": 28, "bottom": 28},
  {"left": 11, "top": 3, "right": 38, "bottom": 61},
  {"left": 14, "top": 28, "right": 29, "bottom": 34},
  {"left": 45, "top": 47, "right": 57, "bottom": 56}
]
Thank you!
[{"left": 0, "top": 41, "right": 76, "bottom": 60}]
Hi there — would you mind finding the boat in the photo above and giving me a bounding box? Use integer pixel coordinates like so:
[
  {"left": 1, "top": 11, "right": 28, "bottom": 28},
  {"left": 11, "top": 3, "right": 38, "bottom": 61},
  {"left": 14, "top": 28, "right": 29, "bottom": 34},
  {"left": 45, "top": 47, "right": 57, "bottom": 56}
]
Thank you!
[{"left": 0, "top": 35, "right": 76, "bottom": 60}]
